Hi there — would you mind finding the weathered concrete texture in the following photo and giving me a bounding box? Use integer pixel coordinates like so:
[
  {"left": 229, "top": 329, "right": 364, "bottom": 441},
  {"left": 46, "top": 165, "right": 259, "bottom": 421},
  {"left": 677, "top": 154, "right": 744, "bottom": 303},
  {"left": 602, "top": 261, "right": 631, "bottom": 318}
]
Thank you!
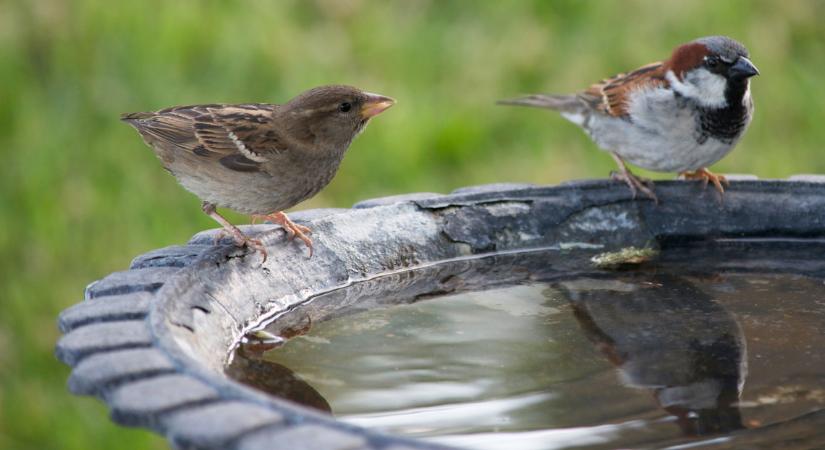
[
  {"left": 85, "top": 267, "right": 181, "bottom": 299},
  {"left": 69, "top": 347, "right": 176, "bottom": 396},
  {"left": 288, "top": 207, "right": 352, "bottom": 222},
  {"left": 54, "top": 179, "right": 825, "bottom": 450},
  {"left": 450, "top": 182, "right": 537, "bottom": 195},
  {"left": 164, "top": 401, "right": 285, "bottom": 450},
  {"left": 56, "top": 320, "right": 152, "bottom": 366},
  {"left": 131, "top": 245, "right": 213, "bottom": 269},
  {"left": 110, "top": 374, "right": 220, "bottom": 428},
  {"left": 721, "top": 173, "right": 760, "bottom": 180},
  {"left": 352, "top": 192, "right": 444, "bottom": 209},
  {"left": 789, "top": 174, "right": 825, "bottom": 183},
  {"left": 59, "top": 292, "right": 152, "bottom": 333}
]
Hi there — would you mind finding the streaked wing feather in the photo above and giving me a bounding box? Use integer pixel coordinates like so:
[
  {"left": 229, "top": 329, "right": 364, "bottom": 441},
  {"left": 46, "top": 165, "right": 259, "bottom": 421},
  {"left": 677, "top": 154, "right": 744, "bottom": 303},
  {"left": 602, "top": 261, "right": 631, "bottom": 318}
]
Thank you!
[
  {"left": 124, "top": 103, "right": 284, "bottom": 173},
  {"left": 218, "top": 154, "right": 262, "bottom": 172},
  {"left": 581, "top": 62, "right": 668, "bottom": 117},
  {"left": 205, "top": 104, "right": 286, "bottom": 163}
]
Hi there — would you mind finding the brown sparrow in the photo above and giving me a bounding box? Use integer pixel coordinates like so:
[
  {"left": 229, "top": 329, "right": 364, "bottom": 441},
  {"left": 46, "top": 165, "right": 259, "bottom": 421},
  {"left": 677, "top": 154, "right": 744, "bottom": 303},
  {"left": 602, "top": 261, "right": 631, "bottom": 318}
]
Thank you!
[
  {"left": 123, "top": 85, "right": 395, "bottom": 259},
  {"left": 500, "top": 36, "right": 759, "bottom": 201}
]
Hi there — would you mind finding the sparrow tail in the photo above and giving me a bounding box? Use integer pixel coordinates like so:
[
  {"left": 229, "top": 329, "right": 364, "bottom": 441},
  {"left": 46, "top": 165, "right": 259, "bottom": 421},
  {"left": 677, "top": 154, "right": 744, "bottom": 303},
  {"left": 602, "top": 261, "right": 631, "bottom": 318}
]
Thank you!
[
  {"left": 120, "top": 111, "right": 155, "bottom": 123},
  {"left": 497, "top": 94, "right": 582, "bottom": 112}
]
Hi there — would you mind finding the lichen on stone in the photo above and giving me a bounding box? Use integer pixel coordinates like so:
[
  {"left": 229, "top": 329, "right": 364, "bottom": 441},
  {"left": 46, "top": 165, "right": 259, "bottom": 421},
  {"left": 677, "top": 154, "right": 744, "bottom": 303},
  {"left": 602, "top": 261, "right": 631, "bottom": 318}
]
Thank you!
[{"left": 591, "top": 246, "right": 660, "bottom": 268}]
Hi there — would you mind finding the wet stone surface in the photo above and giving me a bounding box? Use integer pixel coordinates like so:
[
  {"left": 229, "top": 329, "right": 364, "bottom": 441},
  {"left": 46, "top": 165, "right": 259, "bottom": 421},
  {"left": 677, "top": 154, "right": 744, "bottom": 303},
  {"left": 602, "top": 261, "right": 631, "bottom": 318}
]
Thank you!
[{"left": 230, "top": 240, "right": 825, "bottom": 450}]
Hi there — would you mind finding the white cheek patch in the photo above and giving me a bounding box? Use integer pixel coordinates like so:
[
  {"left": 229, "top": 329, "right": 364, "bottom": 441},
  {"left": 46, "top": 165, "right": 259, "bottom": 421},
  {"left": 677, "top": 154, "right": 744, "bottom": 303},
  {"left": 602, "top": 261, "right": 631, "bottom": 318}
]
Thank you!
[{"left": 666, "top": 68, "right": 728, "bottom": 109}]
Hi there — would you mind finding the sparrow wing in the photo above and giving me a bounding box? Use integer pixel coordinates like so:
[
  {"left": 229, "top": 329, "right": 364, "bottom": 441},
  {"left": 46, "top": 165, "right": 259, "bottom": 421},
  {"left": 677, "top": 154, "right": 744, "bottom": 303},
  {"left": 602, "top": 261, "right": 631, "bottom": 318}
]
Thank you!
[
  {"left": 580, "top": 62, "right": 668, "bottom": 118},
  {"left": 122, "top": 104, "right": 288, "bottom": 173},
  {"left": 199, "top": 104, "right": 291, "bottom": 172}
]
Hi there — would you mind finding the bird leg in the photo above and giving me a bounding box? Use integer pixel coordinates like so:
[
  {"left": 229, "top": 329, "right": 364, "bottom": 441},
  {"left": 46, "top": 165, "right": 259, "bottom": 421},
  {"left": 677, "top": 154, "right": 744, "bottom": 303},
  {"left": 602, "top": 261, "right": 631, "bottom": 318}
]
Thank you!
[
  {"left": 679, "top": 168, "right": 729, "bottom": 194},
  {"left": 251, "top": 211, "right": 313, "bottom": 257},
  {"left": 201, "top": 201, "right": 267, "bottom": 262},
  {"left": 609, "top": 152, "right": 658, "bottom": 203}
]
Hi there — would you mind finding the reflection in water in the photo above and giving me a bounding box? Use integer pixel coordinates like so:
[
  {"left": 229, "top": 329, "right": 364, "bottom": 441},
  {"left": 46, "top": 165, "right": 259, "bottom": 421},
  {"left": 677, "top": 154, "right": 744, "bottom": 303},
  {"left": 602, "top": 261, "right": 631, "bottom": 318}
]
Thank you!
[
  {"left": 559, "top": 274, "right": 746, "bottom": 436},
  {"left": 227, "top": 267, "right": 825, "bottom": 450},
  {"left": 226, "top": 351, "right": 331, "bottom": 413}
]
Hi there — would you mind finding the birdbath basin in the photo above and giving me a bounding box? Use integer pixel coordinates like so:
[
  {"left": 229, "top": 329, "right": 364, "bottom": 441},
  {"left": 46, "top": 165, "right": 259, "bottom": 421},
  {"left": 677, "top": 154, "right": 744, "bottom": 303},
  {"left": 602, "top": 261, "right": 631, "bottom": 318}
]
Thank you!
[{"left": 56, "top": 177, "right": 825, "bottom": 450}]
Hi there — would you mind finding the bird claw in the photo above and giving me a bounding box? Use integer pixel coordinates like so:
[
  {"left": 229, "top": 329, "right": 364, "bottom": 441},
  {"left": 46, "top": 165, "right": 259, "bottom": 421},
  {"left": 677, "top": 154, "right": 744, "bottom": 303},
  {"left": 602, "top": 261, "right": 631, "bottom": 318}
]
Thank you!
[
  {"left": 292, "top": 223, "right": 312, "bottom": 235},
  {"left": 211, "top": 228, "right": 268, "bottom": 263},
  {"left": 279, "top": 222, "right": 311, "bottom": 241},
  {"left": 611, "top": 170, "right": 658, "bottom": 203},
  {"left": 680, "top": 168, "right": 729, "bottom": 194},
  {"left": 202, "top": 202, "right": 267, "bottom": 264},
  {"left": 253, "top": 212, "right": 314, "bottom": 258},
  {"left": 243, "top": 238, "right": 268, "bottom": 264},
  {"left": 281, "top": 219, "right": 313, "bottom": 257},
  {"left": 609, "top": 153, "right": 658, "bottom": 203},
  {"left": 226, "top": 229, "right": 267, "bottom": 264}
]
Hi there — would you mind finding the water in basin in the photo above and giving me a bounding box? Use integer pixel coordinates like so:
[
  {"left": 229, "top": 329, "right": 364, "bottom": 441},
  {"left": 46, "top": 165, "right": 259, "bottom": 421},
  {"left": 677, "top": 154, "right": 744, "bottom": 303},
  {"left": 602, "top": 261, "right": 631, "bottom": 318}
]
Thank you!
[{"left": 227, "top": 245, "right": 825, "bottom": 449}]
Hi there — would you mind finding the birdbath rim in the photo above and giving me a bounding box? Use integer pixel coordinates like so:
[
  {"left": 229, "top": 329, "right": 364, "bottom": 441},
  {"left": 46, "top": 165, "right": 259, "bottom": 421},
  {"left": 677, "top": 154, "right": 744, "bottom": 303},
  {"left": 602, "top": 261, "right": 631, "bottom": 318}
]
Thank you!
[{"left": 56, "top": 176, "right": 825, "bottom": 450}]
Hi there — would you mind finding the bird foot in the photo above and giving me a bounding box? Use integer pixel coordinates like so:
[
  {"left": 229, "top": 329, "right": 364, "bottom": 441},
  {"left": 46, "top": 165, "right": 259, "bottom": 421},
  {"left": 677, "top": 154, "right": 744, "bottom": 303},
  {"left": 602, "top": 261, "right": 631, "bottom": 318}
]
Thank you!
[
  {"left": 213, "top": 227, "right": 268, "bottom": 263},
  {"left": 203, "top": 201, "right": 267, "bottom": 263},
  {"left": 679, "top": 168, "right": 729, "bottom": 194},
  {"left": 252, "top": 211, "right": 313, "bottom": 257},
  {"left": 609, "top": 152, "right": 658, "bottom": 203},
  {"left": 610, "top": 170, "right": 658, "bottom": 203}
]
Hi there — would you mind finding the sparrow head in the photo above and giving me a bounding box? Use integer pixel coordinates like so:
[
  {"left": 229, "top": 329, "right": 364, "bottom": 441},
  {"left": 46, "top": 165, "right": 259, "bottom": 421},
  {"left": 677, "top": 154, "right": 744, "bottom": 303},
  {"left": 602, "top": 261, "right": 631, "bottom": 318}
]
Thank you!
[
  {"left": 665, "top": 36, "right": 758, "bottom": 109},
  {"left": 281, "top": 85, "right": 395, "bottom": 149}
]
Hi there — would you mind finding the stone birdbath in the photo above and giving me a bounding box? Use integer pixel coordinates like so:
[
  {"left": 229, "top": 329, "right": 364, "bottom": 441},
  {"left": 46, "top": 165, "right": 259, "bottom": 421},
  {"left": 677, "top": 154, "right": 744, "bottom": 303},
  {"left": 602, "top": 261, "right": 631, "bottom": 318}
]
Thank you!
[{"left": 56, "top": 177, "right": 825, "bottom": 450}]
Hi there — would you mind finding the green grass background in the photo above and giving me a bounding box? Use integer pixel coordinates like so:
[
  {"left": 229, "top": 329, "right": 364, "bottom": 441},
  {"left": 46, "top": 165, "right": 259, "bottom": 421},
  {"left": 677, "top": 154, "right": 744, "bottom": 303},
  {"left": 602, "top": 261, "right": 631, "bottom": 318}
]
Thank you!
[{"left": 1, "top": 0, "right": 823, "bottom": 448}]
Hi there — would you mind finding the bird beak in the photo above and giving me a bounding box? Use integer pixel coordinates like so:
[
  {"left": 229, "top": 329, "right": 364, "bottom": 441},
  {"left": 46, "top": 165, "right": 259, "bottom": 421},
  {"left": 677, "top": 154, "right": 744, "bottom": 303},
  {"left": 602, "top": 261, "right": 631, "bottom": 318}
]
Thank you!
[
  {"left": 360, "top": 93, "right": 396, "bottom": 119},
  {"left": 730, "top": 56, "right": 759, "bottom": 79}
]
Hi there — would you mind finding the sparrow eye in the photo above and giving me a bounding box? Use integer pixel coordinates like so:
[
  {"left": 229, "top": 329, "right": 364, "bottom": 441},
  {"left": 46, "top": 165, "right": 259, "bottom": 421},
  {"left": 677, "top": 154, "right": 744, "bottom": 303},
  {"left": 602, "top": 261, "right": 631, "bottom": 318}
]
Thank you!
[
  {"left": 338, "top": 102, "right": 352, "bottom": 113},
  {"left": 705, "top": 56, "right": 721, "bottom": 69}
]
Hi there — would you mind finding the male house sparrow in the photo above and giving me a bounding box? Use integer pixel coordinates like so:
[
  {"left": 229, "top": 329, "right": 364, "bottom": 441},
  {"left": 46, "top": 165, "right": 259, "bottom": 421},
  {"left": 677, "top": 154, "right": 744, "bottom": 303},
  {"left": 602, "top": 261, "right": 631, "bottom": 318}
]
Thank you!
[
  {"left": 500, "top": 36, "right": 758, "bottom": 201},
  {"left": 122, "top": 85, "right": 395, "bottom": 259}
]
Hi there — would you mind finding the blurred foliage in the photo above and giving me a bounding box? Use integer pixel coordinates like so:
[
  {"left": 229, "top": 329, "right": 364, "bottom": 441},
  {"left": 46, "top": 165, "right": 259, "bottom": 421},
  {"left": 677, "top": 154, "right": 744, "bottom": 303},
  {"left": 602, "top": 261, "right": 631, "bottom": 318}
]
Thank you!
[{"left": 1, "top": 0, "right": 823, "bottom": 448}]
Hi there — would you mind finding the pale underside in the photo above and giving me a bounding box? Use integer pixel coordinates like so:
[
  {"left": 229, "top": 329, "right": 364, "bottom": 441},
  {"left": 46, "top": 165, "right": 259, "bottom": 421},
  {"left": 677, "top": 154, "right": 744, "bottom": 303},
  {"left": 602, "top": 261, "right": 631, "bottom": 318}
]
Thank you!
[{"left": 167, "top": 150, "right": 345, "bottom": 215}]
